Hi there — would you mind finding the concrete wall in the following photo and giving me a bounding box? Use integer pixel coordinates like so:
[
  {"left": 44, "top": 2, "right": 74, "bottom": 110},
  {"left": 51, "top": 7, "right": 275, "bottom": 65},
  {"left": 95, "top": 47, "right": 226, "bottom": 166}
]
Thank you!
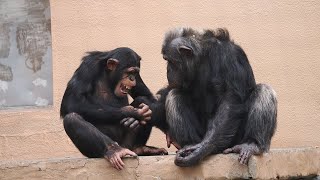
[{"left": 0, "top": 0, "right": 319, "bottom": 161}]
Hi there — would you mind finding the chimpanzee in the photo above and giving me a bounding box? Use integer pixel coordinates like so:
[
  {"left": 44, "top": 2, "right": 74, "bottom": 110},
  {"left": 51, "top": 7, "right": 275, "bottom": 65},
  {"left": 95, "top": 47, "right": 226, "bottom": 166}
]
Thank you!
[
  {"left": 60, "top": 47, "right": 167, "bottom": 170},
  {"left": 140, "top": 28, "right": 277, "bottom": 167}
]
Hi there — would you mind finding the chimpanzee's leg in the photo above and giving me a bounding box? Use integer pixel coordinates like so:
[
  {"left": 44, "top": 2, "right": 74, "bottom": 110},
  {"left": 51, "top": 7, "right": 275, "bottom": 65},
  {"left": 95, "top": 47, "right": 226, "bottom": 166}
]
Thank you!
[
  {"left": 63, "top": 112, "right": 116, "bottom": 158},
  {"left": 129, "top": 123, "right": 168, "bottom": 155},
  {"left": 244, "top": 84, "right": 277, "bottom": 152},
  {"left": 165, "top": 89, "right": 205, "bottom": 148},
  {"left": 96, "top": 114, "right": 168, "bottom": 156},
  {"left": 223, "top": 84, "right": 277, "bottom": 164}
]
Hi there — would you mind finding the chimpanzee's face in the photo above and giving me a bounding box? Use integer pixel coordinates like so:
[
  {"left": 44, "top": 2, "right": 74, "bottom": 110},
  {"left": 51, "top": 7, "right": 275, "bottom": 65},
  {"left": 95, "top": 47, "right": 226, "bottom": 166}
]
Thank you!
[
  {"left": 162, "top": 34, "right": 201, "bottom": 89},
  {"left": 114, "top": 67, "right": 139, "bottom": 97},
  {"left": 162, "top": 46, "right": 183, "bottom": 88}
]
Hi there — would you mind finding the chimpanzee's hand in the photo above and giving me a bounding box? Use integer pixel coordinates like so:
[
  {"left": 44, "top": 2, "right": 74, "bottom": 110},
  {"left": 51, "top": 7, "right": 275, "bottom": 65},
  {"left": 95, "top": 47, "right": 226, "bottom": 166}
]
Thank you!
[
  {"left": 121, "top": 105, "right": 140, "bottom": 128},
  {"left": 174, "top": 143, "right": 205, "bottom": 167},
  {"left": 120, "top": 117, "right": 140, "bottom": 131},
  {"left": 120, "top": 106, "right": 139, "bottom": 130},
  {"left": 136, "top": 103, "right": 152, "bottom": 124},
  {"left": 120, "top": 104, "right": 151, "bottom": 126},
  {"left": 104, "top": 143, "right": 137, "bottom": 170},
  {"left": 121, "top": 105, "right": 135, "bottom": 112}
]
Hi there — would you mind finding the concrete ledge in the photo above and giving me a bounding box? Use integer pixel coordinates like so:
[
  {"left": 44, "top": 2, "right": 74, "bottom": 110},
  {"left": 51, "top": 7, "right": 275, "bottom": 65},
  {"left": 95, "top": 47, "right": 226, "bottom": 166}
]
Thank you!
[{"left": 0, "top": 147, "right": 319, "bottom": 179}]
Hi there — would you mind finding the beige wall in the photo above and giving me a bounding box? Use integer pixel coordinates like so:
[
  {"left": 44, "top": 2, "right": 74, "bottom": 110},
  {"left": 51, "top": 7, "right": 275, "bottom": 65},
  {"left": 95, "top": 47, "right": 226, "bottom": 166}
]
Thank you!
[{"left": 1, "top": 0, "right": 319, "bottom": 161}]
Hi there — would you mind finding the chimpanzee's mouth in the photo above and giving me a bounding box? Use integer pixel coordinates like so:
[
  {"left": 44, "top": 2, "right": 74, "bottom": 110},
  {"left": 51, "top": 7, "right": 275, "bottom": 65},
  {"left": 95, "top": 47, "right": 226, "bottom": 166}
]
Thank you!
[{"left": 120, "top": 84, "right": 131, "bottom": 94}]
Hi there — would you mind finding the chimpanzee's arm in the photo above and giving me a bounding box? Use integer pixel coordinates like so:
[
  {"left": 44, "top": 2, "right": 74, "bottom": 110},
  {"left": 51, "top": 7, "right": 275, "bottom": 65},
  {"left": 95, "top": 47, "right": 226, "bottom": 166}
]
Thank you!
[
  {"left": 151, "top": 87, "right": 171, "bottom": 131},
  {"left": 129, "top": 74, "right": 155, "bottom": 101},
  {"left": 201, "top": 95, "right": 245, "bottom": 153},
  {"left": 175, "top": 93, "right": 246, "bottom": 167},
  {"left": 62, "top": 94, "right": 139, "bottom": 125},
  {"left": 131, "top": 87, "right": 171, "bottom": 132}
]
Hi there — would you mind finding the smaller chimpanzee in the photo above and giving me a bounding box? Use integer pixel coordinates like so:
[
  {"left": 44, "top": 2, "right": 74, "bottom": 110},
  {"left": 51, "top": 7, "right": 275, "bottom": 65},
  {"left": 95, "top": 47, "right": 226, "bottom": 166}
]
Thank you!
[
  {"left": 60, "top": 47, "right": 167, "bottom": 170},
  {"left": 139, "top": 28, "right": 277, "bottom": 167}
]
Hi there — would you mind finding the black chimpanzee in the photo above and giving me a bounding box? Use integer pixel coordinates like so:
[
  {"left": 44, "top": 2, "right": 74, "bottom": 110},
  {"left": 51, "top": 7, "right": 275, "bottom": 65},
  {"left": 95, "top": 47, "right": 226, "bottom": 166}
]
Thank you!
[
  {"left": 141, "top": 28, "right": 277, "bottom": 167},
  {"left": 60, "top": 47, "right": 167, "bottom": 170}
]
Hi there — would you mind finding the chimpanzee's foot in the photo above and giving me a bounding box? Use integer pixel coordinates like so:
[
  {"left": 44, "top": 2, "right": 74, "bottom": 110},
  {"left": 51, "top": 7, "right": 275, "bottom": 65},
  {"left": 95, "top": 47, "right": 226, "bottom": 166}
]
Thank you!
[
  {"left": 223, "top": 143, "right": 262, "bottom": 165},
  {"left": 133, "top": 146, "right": 168, "bottom": 156}
]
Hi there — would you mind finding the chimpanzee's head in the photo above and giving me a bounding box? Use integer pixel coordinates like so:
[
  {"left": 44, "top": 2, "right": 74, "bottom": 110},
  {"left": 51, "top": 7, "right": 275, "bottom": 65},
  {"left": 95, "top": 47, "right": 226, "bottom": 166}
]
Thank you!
[
  {"left": 162, "top": 28, "right": 233, "bottom": 89},
  {"left": 161, "top": 28, "right": 203, "bottom": 89},
  {"left": 105, "top": 47, "right": 141, "bottom": 97}
]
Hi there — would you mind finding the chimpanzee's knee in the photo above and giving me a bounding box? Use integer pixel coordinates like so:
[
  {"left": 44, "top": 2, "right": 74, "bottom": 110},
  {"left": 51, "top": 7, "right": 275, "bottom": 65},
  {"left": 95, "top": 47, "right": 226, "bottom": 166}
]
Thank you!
[
  {"left": 63, "top": 112, "right": 106, "bottom": 158},
  {"left": 165, "top": 89, "right": 181, "bottom": 125},
  {"left": 165, "top": 89, "right": 202, "bottom": 146},
  {"left": 244, "top": 83, "right": 277, "bottom": 152},
  {"left": 63, "top": 112, "right": 83, "bottom": 135},
  {"left": 63, "top": 112, "right": 78, "bottom": 125}
]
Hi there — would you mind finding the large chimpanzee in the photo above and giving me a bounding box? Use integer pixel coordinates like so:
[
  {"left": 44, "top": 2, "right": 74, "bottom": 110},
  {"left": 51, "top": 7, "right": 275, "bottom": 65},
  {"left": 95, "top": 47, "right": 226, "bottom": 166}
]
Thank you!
[
  {"left": 60, "top": 47, "right": 167, "bottom": 170},
  {"left": 142, "top": 28, "right": 277, "bottom": 167}
]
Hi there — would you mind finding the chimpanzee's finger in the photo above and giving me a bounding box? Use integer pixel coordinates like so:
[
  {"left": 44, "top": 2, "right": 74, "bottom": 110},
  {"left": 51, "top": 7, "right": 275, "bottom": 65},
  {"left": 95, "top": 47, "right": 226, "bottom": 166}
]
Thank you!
[
  {"left": 239, "top": 151, "right": 250, "bottom": 165},
  {"left": 133, "top": 124, "right": 141, "bottom": 131},
  {"left": 116, "top": 154, "right": 125, "bottom": 169},
  {"left": 109, "top": 158, "right": 118, "bottom": 170},
  {"left": 224, "top": 145, "right": 241, "bottom": 154},
  {"left": 138, "top": 104, "right": 150, "bottom": 114},
  {"left": 144, "top": 116, "right": 151, "bottom": 121},
  {"left": 177, "top": 146, "right": 191, "bottom": 154},
  {"left": 129, "top": 120, "right": 139, "bottom": 129},
  {"left": 113, "top": 156, "right": 123, "bottom": 170},
  {"left": 138, "top": 103, "right": 146, "bottom": 108},
  {"left": 120, "top": 117, "right": 129, "bottom": 124},
  {"left": 140, "top": 120, "right": 147, "bottom": 125},
  {"left": 223, "top": 148, "right": 233, "bottom": 154},
  {"left": 124, "top": 149, "right": 137, "bottom": 157},
  {"left": 143, "top": 109, "right": 152, "bottom": 118},
  {"left": 123, "top": 118, "right": 135, "bottom": 127}
]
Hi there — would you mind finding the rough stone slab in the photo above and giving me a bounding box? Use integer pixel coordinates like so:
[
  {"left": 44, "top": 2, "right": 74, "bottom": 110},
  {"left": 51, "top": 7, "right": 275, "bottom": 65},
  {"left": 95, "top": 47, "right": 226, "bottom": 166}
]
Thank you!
[
  {"left": 0, "top": 147, "right": 319, "bottom": 180},
  {"left": 250, "top": 147, "right": 320, "bottom": 179},
  {"left": 0, "top": 158, "right": 138, "bottom": 180}
]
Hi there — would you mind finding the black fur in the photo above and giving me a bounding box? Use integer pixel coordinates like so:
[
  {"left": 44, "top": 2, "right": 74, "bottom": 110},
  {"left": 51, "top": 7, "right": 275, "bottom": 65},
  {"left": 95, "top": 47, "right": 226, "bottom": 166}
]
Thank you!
[
  {"left": 149, "top": 28, "right": 277, "bottom": 166},
  {"left": 60, "top": 47, "right": 156, "bottom": 157}
]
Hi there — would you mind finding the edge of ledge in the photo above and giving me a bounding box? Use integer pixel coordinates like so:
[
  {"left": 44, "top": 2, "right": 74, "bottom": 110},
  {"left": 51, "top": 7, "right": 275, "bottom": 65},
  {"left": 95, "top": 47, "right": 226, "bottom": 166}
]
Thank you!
[{"left": 0, "top": 147, "right": 319, "bottom": 179}]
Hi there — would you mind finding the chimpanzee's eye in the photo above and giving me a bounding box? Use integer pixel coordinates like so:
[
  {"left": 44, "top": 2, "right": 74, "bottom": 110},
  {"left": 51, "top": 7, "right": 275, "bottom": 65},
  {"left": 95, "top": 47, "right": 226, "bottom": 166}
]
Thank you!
[
  {"left": 163, "top": 55, "right": 168, "bottom": 61},
  {"left": 128, "top": 74, "right": 136, "bottom": 81}
]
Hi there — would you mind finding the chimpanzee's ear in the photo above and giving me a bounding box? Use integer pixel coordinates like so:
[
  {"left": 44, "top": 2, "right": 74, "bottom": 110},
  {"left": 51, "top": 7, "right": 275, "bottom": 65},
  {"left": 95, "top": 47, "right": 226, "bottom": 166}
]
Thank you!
[
  {"left": 178, "top": 45, "right": 193, "bottom": 57},
  {"left": 106, "top": 58, "right": 119, "bottom": 71}
]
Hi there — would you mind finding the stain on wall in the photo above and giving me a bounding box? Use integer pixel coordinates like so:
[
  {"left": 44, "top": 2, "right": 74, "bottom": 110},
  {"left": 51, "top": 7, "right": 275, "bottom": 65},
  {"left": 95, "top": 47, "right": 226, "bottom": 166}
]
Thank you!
[
  {"left": 16, "top": 22, "right": 51, "bottom": 72},
  {"left": 0, "top": 63, "right": 13, "bottom": 81},
  {"left": 16, "top": 0, "right": 51, "bottom": 73},
  {"left": 0, "top": 23, "right": 10, "bottom": 59},
  {"left": 0, "top": 0, "right": 52, "bottom": 108}
]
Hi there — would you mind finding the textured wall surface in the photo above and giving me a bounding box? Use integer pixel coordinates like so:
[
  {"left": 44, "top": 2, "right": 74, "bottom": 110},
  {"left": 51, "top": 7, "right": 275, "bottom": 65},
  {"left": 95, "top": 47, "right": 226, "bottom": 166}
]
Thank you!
[{"left": 0, "top": 0, "right": 319, "bottom": 161}]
